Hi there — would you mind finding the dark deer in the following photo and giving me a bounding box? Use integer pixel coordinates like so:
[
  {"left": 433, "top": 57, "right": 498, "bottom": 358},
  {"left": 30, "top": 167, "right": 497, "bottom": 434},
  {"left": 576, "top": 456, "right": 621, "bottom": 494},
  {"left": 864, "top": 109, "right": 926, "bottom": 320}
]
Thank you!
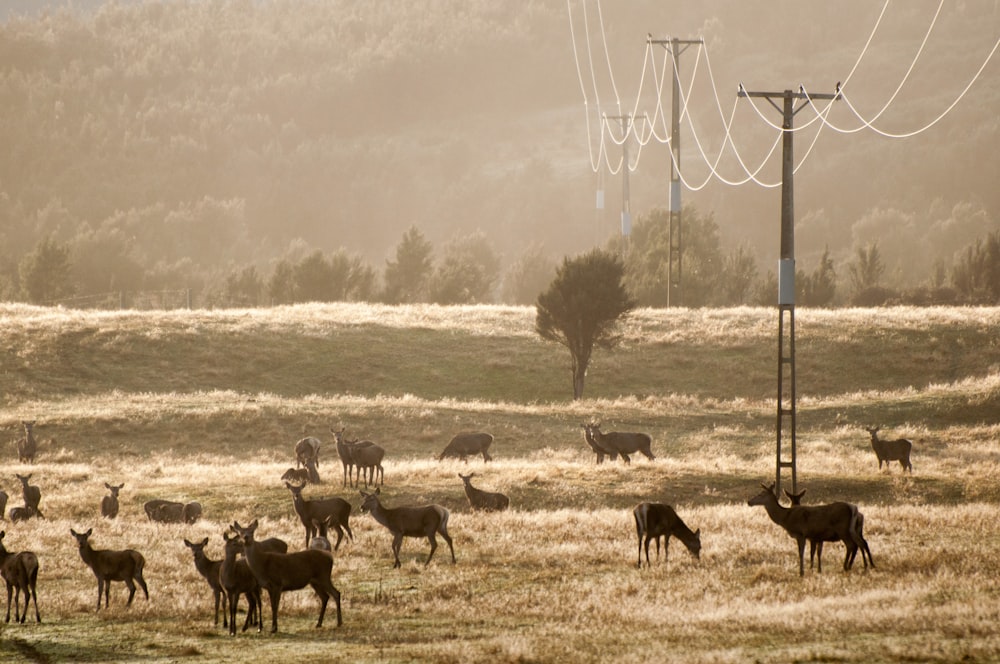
[
  {"left": 0, "top": 530, "right": 40, "bottom": 624},
  {"left": 359, "top": 488, "right": 455, "bottom": 568},
  {"left": 295, "top": 436, "right": 321, "bottom": 469},
  {"left": 183, "top": 537, "right": 228, "bottom": 628},
  {"left": 332, "top": 427, "right": 357, "bottom": 487},
  {"left": 15, "top": 421, "right": 37, "bottom": 464},
  {"left": 9, "top": 506, "right": 41, "bottom": 522},
  {"left": 284, "top": 481, "right": 353, "bottom": 550},
  {"left": 144, "top": 500, "right": 201, "bottom": 524},
  {"left": 230, "top": 519, "right": 342, "bottom": 634},
  {"left": 865, "top": 426, "right": 913, "bottom": 473},
  {"left": 220, "top": 532, "right": 261, "bottom": 635},
  {"left": 632, "top": 502, "right": 701, "bottom": 569},
  {"left": 332, "top": 428, "right": 383, "bottom": 487},
  {"left": 585, "top": 424, "right": 654, "bottom": 464},
  {"left": 747, "top": 482, "right": 869, "bottom": 576},
  {"left": 15, "top": 474, "right": 40, "bottom": 513},
  {"left": 458, "top": 473, "right": 509, "bottom": 512},
  {"left": 785, "top": 488, "right": 873, "bottom": 571},
  {"left": 101, "top": 483, "right": 123, "bottom": 519},
  {"left": 439, "top": 432, "right": 493, "bottom": 462},
  {"left": 0, "top": 490, "right": 7, "bottom": 521},
  {"left": 280, "top": 467, "right": 311, "bottom": 484},
  {"left": 70, "top": 528, "right": 149, "bottom": 609},
  {"left": 580, "top": 424, "right": 618, "bottom": 464}
]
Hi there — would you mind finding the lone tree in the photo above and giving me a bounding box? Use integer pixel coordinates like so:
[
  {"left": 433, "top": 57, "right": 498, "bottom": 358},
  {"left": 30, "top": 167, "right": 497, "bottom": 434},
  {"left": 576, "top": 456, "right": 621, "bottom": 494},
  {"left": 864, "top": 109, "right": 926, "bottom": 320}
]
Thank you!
[{"left": 535, "top": 248, "right": 636, "bottom": 399}]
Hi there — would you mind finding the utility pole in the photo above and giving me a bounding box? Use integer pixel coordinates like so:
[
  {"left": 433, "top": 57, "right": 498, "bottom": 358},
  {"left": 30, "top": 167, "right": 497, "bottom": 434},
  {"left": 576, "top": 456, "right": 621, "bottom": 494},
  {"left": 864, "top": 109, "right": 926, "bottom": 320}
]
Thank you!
[
  {"left": 649, "top": 36, "right": 702, "bottom": 307},
  {"left": 605, "top": 114, "right": 634, "bottom": 246},
  {"left": 736, "top": 84, "right": 840, "bottom": 497}
]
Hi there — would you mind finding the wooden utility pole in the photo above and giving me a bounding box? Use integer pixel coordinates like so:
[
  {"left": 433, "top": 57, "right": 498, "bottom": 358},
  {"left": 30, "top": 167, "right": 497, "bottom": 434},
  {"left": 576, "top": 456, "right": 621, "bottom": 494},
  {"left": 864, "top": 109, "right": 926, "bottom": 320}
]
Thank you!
[
  {"left": 736, "top": 85, "right": 840, "bottom": 497},
  {"left": 648, "top": 36, "right": 702, "bottom": 307}
]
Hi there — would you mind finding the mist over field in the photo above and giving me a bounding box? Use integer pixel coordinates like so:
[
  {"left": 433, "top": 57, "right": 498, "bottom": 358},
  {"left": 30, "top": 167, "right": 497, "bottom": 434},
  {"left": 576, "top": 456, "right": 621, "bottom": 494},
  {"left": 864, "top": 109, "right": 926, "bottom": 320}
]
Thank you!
[{"left": 0, "top": 1, "right": 996, "bottom": 305}]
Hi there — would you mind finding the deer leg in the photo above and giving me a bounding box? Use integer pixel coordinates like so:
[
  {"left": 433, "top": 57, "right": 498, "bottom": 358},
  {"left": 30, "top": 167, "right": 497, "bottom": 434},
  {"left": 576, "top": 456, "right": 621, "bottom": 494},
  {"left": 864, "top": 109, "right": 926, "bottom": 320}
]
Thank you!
[
  {"left": 227, "top": 591, "right": 238, "bottom": 636},
  {"left": 815, "top": 541, "right": 824, "bottom": 573},
  {"left": 266, "top": 588, "right": 281, "bottom": 633},
  {"left": 392, "top": 534, "right": 404, "bottom": 568},
  {"left": 125, "top": 578, "right": 137, "bottom": 606},
  {"left": 5, "top": 583, "right": 11, "bottom": 622},
  {"left": 796, "top": 538, "right": 806, "bottom": 577},
  {"left": 425, "top": 534, "right": 438, "bottom": 566},
  {"left": 311, "top": 583, "right": 329, "bottom": 628},
  {"left": 333, "top": 525, "right": 345, "bottom": 550}
]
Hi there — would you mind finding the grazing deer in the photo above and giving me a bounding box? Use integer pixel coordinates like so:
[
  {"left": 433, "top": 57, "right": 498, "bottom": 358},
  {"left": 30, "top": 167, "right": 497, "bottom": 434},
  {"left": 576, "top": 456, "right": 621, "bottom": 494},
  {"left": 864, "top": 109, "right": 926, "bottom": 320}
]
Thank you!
[
  {"left": 15, "top": 421, "right": 37, "bottom": 464},
  {"left": 458, "top": 473, "right": 509, "bottom": 512},
  {"left": 865, "top": 426, "right": 913, "bottom": 473},
  {"left": 15, "top": 474, "right": 41, "bottom": 513},
  {"left": 101, "top": 483, "right": 124, "bottom": 519},
  {"left": 183, "top": 538, "right": 228, "bottom": 628},
  {"left": 580, "top": 424, "right": 618, "bottom": 464},
  {"left": 0, "top": 530, "right": 40, "bottom": 624},
  {"left": 438, "top": 432, "right": 493, "bottom": 462},
  {"left": 220, "top": 532, "right": 262, "bottom": 635},
  {"left": 785, "top": 489, "right": 873, "bottom": 571},
  {"left": 359, "top": 488, "right": 455, "bottom": 568},
  {"left": 585, "top": 424, "right": 654, "bottom": 464},
  {"left": 230, "top": 519, "right": 342, "bottom": 634},
  {"left": 70, "top": 528, "right": 148, "bottom": 609},
  {"left": 747, "top": 482, "right": 869, "bottom": 576},
  {"left": 632, "top": 503, "right": 701, "bottom": 569},
  {"left": 284, "top": 481, "right": 354, "bottom": 550},
  {"left": 295, "top": 436, "right": 321, "bottom": 469}
]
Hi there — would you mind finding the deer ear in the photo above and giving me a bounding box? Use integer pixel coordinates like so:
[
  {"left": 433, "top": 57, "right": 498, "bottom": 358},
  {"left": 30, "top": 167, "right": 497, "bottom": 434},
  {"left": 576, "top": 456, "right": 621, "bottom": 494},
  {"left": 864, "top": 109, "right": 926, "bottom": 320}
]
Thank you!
[
  {"left": 86, "top": 527, "right": 93, "bottom": 536},
  {"left": 200, "top": 537, "right": 209, "bottom": 546}
]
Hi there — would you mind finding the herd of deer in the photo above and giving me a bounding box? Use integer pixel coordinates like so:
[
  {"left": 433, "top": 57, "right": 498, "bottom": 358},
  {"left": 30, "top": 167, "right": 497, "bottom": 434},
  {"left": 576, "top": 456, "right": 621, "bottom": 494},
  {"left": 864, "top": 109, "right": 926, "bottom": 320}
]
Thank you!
[{"left": 0, "top": 419, "right": 914, "bottom": 632}]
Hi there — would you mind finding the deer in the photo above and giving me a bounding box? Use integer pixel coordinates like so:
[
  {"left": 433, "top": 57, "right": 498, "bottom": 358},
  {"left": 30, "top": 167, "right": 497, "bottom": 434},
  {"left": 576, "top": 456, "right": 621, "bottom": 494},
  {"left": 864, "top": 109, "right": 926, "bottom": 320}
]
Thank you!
[
  {"left": 785, "top": 488, "right": 874, "bottom": 571},
  {"left": 70, "top": 528, "right": 149, "bottom": 609},
  {"left": 332, "top": 427, "right": 383, "bottom": 487},
  {"left": 580, "top": 424, "right": 618, "bottom": 464},
  {"left": 458, "top": 473, "right": 509, "bottom": 512},
  {"left": 101, "top": 483, "right": 124, "bottom": 519},
  {"left": 220, "top": 532, "right": 262, "bottom": 635},
  {"left": 332, "top": 427, "right": 357, "bottom": 487},
  {"left": 144, "top": 500, "right": 201, "bottom": 523},
  {"left": 359, "top": 488, "right": 455, "bottom": 568},
  {"left": 632, "top": 503, "right": 701, "bottom": 569},
  {"left": 15, "top": 474, "right": 41, "bottom": 513},
  {"left": 865, "top": 426, "right": 913, "bottom": 473},
  {"left": 0, "top": 490, "right": 7, "bottom": 521},
  {"left": 438, "top": 432, "right": 493, "bottom": 462},
  {"left": 9, "top": 506, "right": 41, "bottom": 522},
  {"left": 183, "top": 538, "right": 228, "bottom": 628},
  {"left": 585, "top": 424, "right": 654, "bottom": 464},
  {"left": 0, "top": 530, "right": 40, "bottom": 624},
  {"left": 15, "top": 421, "right": 37, "bottom": 464},
  {"left": 284, "top": 481, "right": 354, "bottom": 550},
  {"left": 230, "top": 519, "right": 342, "bottom": 634},
  {"left": 280, "top": 467, "right": 311, "bottom": 484},
  {"left": 747, "top": 482, "right": 869, "bottom": 576},
  {"left": 295, "top": 436, "right": 321, "bottom": 469}
]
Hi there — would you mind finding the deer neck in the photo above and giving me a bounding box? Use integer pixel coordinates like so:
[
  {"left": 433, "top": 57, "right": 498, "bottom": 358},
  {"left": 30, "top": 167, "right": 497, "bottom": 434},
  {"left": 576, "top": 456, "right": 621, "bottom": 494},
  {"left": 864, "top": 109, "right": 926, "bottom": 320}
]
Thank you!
[
  {"left": 366, "top": 500, "right": 393, "bottom": 528},
  {"left": 759, "top": 495, "right": 792, "bottom": 527}
]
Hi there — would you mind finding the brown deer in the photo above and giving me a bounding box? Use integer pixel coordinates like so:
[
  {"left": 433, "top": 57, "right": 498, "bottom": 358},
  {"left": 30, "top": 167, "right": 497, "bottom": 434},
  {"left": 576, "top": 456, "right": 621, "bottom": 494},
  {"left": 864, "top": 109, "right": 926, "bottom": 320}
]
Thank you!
[
  {"left": 101, "top": 483, "right": 124, "bottom": 519},
  {"left": 70, "top": 528, "right": 148, "bottom": 609},
  {"left": 15, "top": 474, "right": 41, "bottom": 513},
  {"left": 458, "top": 473, "right": 509, "bottom": 512},
  {"left": 747, "top": 482, "right": 869, "bottom": 576},
  {"left": 438, "top": 432, "right": 493, "bottom": 462},
  {"left": 332, "top": 428, "right": 384, "bottom": 487},
  {"left": 183, "top": 537, "right": 228, "bottom": 628},
  {"left": 15, "top": 421, "right": 37, "bottom": 464},
  {"left": 359, "top": 488, "right": 455, "bottom": 568},
  {"left": 585, "top": 424, "right": 654, "bottom": 464},
  {"left": 865, "top": 426, "right": 913, "bottom": 473},
  {"left": 580, "top": 424, "right": 618, "bottom": 464},
  {"left": 230, "top": 519, "right": 342, "bottom": 634},
  {"left": 220, "top": 532, "right": 261, "bottom": 635},
  {"left": 284, "top": 481, "right": 354, "bottom": 550},
  {"left": 295, "top": 436, "right": 322, "bottom": 470},
  {"left": 632, "top": 503, "right": 701, "bottom": 569},
  {"left": 785, "top": 488, "right": 873, "bottom": 571},
  {"left": 0, "top": 530, "right": 40, "bottom": 624}
]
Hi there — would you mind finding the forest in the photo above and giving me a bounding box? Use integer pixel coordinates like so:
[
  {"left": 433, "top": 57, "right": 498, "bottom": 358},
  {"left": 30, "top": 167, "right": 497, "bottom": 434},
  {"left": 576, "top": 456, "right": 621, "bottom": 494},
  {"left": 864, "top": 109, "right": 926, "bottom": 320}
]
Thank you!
[{"left": 0, "top": 1, "right": 997, "bottom": 308}]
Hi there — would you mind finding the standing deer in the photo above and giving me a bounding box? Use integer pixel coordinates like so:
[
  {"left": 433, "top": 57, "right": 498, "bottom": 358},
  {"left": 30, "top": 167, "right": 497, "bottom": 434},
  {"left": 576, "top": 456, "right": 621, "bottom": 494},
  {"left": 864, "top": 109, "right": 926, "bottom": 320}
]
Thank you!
[
  {"left": 747, "top": 482, "right": 869, "bottom": 576},
  {"left": 359, "top": 488, "right": 455, "bottom": 568},
  {"left": 70, "top": 528, "right": 149, "bottom": 609},
  {"left": 865, "top": 426, "right": 913, "bottom": 473},
  {"left": 15, "top": 474, "right": 41, "bottom": 513},
  {"left": 785, "top": 488, "right": 873, "bottom": 571},
  {"left": 101, "top": 483, "right": 124, "bottom": 519},
  {"left": 332, "top": 428, "right": 384, "bottom": 487},
  {"left": 438, "top": 432, "right": 493, "bottom": 462},
  {"left": 458, "top": 473, "right": 509, "bottom": 512},
  {"left": 632, "top": 503, "right": 701, "bottom": 569},
  {"left": 15, "top": 421, "right": 37, "bottom": 464},
  {"left": 0, "top": 530, "right": 40, "bottom": 624},
  {"left": 183, "top": 537, "right": 228, "bottom": 628},
  {"left": 585, "top": 424, "right": 654, "bottom": 464},
  {"left": 332, "top": 427, "right": 356, "bottom": 487},
  {"left": 284, "top": 481, "right": 354, "bottom": 550},
  {"left": 580, "top": 424, "right": 618, "bottom": 464},
  {"left": 230, "top": 519, "right": 342, "bottom": 634},
  {"left": 220, "top": 532, "right": 261, "bottom": 635}
]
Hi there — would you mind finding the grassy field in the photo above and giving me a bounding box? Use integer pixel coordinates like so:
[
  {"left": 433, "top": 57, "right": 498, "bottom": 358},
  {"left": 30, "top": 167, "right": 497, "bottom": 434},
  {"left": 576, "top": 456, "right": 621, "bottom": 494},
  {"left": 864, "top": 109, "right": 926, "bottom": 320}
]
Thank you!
[{"left": 0, "top": 303, "right": 999, "bottom": 663}]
